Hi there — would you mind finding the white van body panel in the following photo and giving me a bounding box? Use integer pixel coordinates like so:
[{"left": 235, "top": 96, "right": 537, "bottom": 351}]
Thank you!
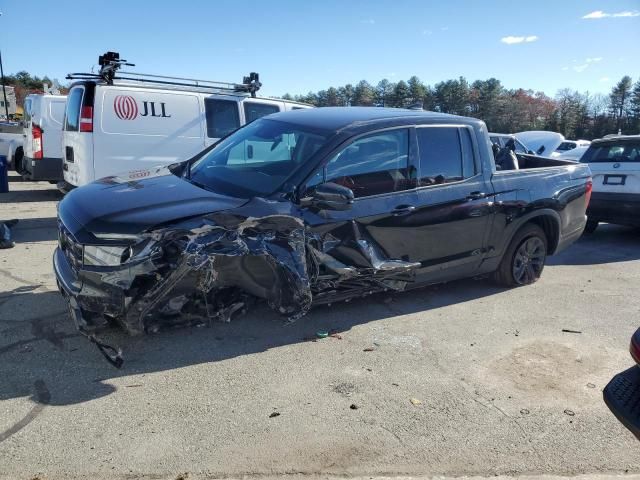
[
  {"left": 94, "top": 86, "right": 205, "bottom": 180},
  {"left": 62, "top": 81, "right": 310, "bottom": 187}
]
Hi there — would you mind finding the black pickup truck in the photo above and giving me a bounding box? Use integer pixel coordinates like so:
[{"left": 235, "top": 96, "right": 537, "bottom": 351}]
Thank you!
[{"left": 54, "top": 107, "right": 592, "bottom": 356}]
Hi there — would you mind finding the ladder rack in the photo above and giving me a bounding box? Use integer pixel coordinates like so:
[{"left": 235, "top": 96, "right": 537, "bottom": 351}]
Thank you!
[{"left": 66, "top": 51, "right": 262, "bottom": 97}]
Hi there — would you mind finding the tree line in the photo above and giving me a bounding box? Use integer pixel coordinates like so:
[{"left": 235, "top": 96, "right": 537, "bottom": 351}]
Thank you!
[
  {"left": 4, "top": 70, "right": 639, "bottom": 140},
  {"left": 283, "top": 75, "right": 640, "bottom": 140},
  {"left": 1, "top": 71, "right": 68, "bottom": 109}
]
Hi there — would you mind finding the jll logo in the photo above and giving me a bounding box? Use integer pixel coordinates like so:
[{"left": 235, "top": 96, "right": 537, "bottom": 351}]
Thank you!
[
  {"left": 114, "top": 95, "right": 138, "bottom": 120},
  {"left": 114, "top": 95, "right": 171, "bottom": 120}
]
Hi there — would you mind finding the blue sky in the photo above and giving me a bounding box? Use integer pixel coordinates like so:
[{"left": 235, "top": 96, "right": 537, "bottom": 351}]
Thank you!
[{"left": 1, "top": 0, "right": 639, "bottom": 97}]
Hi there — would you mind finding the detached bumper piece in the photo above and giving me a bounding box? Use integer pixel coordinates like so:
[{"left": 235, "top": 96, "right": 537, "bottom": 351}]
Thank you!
[{"left": 603, "top": 365, "right": 640, "bottom": 440}]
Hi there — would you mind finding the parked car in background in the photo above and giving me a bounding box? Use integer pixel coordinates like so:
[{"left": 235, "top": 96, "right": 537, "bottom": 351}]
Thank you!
[
  {"left": 553, "top": 144, "right": 589, "bottom": 162},
  {"left": 17, "top": 93, "right": 67, "bottom": 181},
  {"left": 61, "top": 52, "right": 310, "bottom": 190},
  {"left": 515, "top": 131, "right": 564, "bottom": 157},
  {"left": 553, "top": 139, "right": 591, "bottom": 156},
  {"left": 54, "top": 107, "right": 592, "bottom": 363},
  {"left": 603, "top": 327, "right": 640, "bottom": 440},
  {"left": 489, "top": 133, "right": 533, "bottom": 154},
  {"left": 580, "top": 135, "right": 640, "bottom": 233},
  {"left": 0, "top": 121, "right": 23, "bottom": 172}
]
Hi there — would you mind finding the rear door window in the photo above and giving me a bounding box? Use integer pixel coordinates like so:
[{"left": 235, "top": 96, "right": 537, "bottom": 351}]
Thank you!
[
  {"left": 417, "top": 126, "right": 475, "bottom": 185},
  {"left": 64, "top": 88, "right": 84, "bottom": 132},
  {"left": 50, "top": 101, "right": 65, "bottom": 126},
  {"left": 204, "top": 98, "right": 240, "bottom": 138},
  {"left": 581, "top": 142, "right": 640, "bottom": 163},
  {"left": 243, "top": 101, "right": 280, "bottom": 123},
  {"left": 24, "top": 98, "right": 32, "bottom": 126}
]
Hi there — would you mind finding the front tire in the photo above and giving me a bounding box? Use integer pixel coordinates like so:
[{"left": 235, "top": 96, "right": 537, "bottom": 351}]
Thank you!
[{"left": 492, "top": 224, "right": 547, "bottom": 287}]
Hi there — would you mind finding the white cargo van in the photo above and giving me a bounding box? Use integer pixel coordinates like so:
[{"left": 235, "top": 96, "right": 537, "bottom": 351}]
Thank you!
[
  {"left": 62, "top": 52, "right": 310, "bottom": 188},
  {"left": 20, "top": 93, "right": 67, "bottom": 181}
]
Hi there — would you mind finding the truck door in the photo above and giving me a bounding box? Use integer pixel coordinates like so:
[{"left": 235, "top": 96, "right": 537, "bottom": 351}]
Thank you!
[
  {"left": 301, "top": 127, "right": 424, "bottom": 269},
  {"left": 411, "top": 125, "right": 493, "bottom": 279}
]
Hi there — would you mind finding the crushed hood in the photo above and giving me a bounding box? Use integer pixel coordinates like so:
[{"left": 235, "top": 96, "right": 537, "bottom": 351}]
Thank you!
[
  {"left": 515, "top": 131, "right": 565, "bottom": 157},
  {"left": 59, "top": 166, "right": 248, "bottom": 236}
]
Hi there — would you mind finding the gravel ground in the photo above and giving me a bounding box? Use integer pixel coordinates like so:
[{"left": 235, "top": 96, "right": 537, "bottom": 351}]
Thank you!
[{"left": 1, "top": 172, "right": 639, "bottom": 480}]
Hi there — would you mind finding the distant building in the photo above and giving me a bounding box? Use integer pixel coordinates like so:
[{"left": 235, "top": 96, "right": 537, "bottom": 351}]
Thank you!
[{"left": 0, "top": 85, "right": 17, "bottom": 119}]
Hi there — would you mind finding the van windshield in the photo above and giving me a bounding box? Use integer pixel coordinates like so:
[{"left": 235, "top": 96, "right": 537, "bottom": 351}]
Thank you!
[{"left": 189, "top": 118, "right": 331, "bottom": 198}]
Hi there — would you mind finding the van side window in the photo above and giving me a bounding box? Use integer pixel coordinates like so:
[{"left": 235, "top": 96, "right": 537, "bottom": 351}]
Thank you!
[
  {"left": 64, "top": 88, "right": 84, "bottom": 132},
  {"left": 24, "top": 99, "right": 32, "bottom": 125},
  {"left": 417, "top": 127, "right": 473, "bottom": 186},
  {"left": 243, "top": 102, "right": 280, "bottom": 123},
  {"left": 313, "top": 129, "right": 411, "bottom": 198},
  {"left": 205, "top": 99, "right": 240, "bottom": 138}
]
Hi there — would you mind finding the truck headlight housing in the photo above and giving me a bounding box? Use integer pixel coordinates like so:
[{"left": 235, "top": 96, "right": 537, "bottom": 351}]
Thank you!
[{"left": 83, "top": 245, "right": 132, "bottom": 266}]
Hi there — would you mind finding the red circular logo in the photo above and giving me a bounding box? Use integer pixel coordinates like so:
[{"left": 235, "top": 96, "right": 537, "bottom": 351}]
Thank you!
[{"left": 114, "top": 95, "right": 138, "bottom": 120}]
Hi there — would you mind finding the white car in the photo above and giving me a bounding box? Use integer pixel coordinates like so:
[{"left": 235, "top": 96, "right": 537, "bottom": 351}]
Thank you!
[
  {"left": 580, "top": 135, "right": 640, "bottom": 233},
  {"left": 62, "top": 52, "right": 310, "bottom": 188},
  {"left": 553, "top": 139, "right": 591, "bottom": 157},
  {"left": 555, "top": 144, "right": 589, "bottom": 161},
  {"left": 20, "top": 93, "right": 67, "bottom": 181}
]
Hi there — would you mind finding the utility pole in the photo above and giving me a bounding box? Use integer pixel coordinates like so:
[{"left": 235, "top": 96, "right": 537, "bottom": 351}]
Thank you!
[
  {"left": 0, "top": 10, "right": 8, "bottom": 121},
  {"left": 0, "top": 49, "right": 9, "bottom": 120}
]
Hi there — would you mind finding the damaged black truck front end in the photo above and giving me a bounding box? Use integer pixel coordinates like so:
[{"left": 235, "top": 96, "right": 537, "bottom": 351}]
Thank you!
[{"left": 54, "top": 107, "right": 592, "bottom": 365}]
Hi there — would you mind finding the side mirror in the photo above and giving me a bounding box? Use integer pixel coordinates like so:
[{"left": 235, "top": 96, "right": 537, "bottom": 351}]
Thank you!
[{"left": 300, "top": 182, "right": 354, "bottom": 211}]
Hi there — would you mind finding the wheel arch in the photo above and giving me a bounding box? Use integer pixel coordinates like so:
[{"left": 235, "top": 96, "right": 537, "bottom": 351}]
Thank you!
[{"left": 500, "top": 209, "right": 561, "bottom": 257}]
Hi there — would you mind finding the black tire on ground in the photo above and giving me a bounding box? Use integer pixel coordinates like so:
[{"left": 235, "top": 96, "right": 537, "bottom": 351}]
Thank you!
[
  {"left": 492, "top": 223, "right": 548, "bottom": 287},
  {"left": 583, "top": 218, "right": 599, "bottom": 234},
  {"left": 13, "top": 147, "right": 24, "bottom": 173}
]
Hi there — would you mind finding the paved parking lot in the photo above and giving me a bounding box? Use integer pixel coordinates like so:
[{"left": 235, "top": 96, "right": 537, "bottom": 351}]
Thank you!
[{"left": 1, "top": 172, "right": 639, "bottom": 479}]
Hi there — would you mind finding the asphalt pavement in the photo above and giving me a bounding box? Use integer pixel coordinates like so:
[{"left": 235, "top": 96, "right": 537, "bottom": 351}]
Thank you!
[{"left": 1, "top": 172, "right": 639, "bottom": 479}]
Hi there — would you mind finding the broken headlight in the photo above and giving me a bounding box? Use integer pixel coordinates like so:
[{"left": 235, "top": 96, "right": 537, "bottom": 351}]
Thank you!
[
  {"left": 83, "top": 245, "right": 132, "bottom": 266},
  {"left": 83, "top": 238, "right": 158, "bottom": 267}
]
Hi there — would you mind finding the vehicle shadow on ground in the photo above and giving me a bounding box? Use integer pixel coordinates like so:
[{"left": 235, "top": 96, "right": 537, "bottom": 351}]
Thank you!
[
  {"left": 548, "top": 224, "right": 640, "bottom": 266},
  {"left": 9, "top": 217, "right": 58, "bottom": 243},
  {"left": 0, "top": 277, "right": 505, "bottom": 407},
  {"left": 0, "top": 188, "right": 62, "bottom": 203}
]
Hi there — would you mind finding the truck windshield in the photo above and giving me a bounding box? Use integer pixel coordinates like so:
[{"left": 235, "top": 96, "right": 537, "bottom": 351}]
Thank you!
[{"left": 189, "top": 118, "right": 330, "bottom": 198}]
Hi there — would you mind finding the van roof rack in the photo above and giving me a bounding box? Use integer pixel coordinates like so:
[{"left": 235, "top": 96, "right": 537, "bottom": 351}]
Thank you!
[{"left": 66, "top": 51, "right": 262, "bottom": 97}]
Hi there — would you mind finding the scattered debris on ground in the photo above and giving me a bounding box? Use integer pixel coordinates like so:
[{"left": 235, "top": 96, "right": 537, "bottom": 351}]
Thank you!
[
  {"left": 562, "top": 329, "right": 582, "bottom": 334},
  {"left": 410, "top": 398, "right": 422, "bottom": 406}
]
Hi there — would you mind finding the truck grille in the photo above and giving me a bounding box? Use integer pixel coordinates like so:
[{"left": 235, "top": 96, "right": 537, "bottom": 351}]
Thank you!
[{"left": 58, "top": 221, "right": 83, "bottom": 271}]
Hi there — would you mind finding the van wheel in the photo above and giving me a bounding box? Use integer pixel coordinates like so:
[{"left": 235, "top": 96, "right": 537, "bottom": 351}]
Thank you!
[
  {"left": 492, "top": 224, "right": 547, "bottom": 287},
  {"left": 583, "top": 218, "right": 599, "bottom": 234},
  {"left": 13, "top": 147, "right": 24, "bottom": 173}
]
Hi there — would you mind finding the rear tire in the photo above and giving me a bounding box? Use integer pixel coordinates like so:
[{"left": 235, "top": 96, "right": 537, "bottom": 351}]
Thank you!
[
  {"left": 583, "top": 218, "right": 599, "bottom": 234},
  {"left": 492, "top": 224, "right": 548, "bottom": 287}
]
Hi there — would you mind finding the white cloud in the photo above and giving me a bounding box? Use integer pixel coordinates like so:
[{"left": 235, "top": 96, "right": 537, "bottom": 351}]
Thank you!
[
  {"left": 582, "top": 10, "right": 640, "bottom": 19},
  {"left": 583, "top": 10, "right": 608, "bottom": 18},
  {"left": 573, "top": 64, "right": 589, "bottom": 73},
  {"left": 586, "top": 57, "right": 603, "bottom": 63},
  {"left": 360, "top": 18, "right": 375, "bottom": 24},
  {"left": 422, "top": 29, "right": 432, "bottom": 35},
  {"left": 600, "top": 77, "right": 610, "bottom": 82},
  {"left": 501, "top": 35, "right": 539, "bottom": 44},
  {"left": 561, "top": 66, "right": 569, "bottom": 71},
  {"left": 440, "top": 26, "right": 449, "bottom": 31}
]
